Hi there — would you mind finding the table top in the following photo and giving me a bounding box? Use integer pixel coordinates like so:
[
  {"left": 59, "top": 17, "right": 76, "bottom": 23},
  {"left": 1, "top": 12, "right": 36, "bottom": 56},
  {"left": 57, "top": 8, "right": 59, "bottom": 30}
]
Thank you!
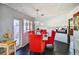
[{"left": 0, "top": 40, "right": 16, "bottom": 46}]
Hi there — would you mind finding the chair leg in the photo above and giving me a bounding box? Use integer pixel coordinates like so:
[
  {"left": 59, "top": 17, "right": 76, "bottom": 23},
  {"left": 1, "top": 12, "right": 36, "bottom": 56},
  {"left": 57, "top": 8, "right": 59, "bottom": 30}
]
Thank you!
[
  {"left": 52, "top": 44, "right": 54, "bottom": 47},
  {"left": 40, "top": 52, "right": 44, "bottom": 55},
  {"left": 28, "top": 50, "right": 32, "bottom": 55},
  {"left": 29, "top": 51, "right": 32, "bottom": 55}
]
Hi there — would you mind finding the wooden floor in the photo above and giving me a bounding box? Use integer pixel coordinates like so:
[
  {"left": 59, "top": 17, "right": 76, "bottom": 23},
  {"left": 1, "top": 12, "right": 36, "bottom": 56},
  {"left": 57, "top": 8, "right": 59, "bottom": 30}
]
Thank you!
[{"left": 16, "top": 40, "right": 74, "bottom": 55}]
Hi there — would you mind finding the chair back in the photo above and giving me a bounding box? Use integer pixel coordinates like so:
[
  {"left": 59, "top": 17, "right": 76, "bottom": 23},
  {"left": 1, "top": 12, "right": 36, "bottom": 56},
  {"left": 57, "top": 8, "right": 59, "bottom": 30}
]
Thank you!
[
  {"left": 40, "top": 29, "right": 46, "bottom": 35},
  {"left": 29, "top": 33, "right": 45, "bottom": 53},
  {"left": 51, "top": 31, "right": 56, "bottom": 36},
  {"left": 45, "top": 31, "right": 56, "bottom": 45}
]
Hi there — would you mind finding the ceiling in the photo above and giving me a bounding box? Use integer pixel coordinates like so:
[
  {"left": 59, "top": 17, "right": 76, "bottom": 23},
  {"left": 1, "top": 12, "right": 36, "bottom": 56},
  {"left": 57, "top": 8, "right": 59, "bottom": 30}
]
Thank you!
[
  {"left": 4, "top": 3, "right": 79, "bottom": 27},
  {"left": 5, "top": 3, "right": 79, "bottom": 19}
]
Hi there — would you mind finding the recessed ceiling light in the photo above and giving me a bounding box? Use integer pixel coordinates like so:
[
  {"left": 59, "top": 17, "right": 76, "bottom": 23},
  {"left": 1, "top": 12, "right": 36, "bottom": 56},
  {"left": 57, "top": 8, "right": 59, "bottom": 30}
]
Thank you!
[
  {"left": 41, "top": 14, "right": 44, "bottom": 16},
  {"left": 36, "top": 9, "right": 39, "bottom": 12}
]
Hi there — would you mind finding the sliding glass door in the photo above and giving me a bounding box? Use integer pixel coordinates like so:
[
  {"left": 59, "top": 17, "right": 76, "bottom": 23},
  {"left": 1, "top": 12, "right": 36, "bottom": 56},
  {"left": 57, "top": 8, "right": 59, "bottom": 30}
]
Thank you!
[
  {"left": 13, "top": 19, "right": 33, "bottom": 48},
  {"left": 13, "top": 19, "right": 21, "bottom": 48}
]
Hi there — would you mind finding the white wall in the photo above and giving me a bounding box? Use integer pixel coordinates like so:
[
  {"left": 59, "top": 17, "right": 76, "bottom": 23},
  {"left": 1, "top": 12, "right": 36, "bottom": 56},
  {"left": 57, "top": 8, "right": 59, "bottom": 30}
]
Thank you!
[
  {"left": 46, "top": 14, "right": 68, "bottom": 27},
  {"left": 35, "top": 13, "right": 69, "bottom": 30},
  {"left": 0, "top": 4, "right": 34, "bottom": 47}
]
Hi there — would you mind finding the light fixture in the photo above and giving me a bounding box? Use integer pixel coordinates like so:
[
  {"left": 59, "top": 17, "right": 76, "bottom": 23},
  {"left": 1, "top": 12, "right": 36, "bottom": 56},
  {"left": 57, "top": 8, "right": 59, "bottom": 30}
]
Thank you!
[
  {"left": 41, "top": 14, "right": 44, "bottom": 16},
  {"left": 36, "top": 9, "right": 39, "bottom": 12},
  {"left": 35, "top": 9, "right": 39, "bottom": 20},
  {"left": 35, "top": 9, "right": 45, "bottom": 29}
]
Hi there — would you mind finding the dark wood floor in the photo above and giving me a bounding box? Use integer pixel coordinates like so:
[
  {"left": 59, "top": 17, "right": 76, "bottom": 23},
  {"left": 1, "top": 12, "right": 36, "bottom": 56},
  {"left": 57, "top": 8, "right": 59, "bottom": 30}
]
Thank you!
[{"left": 16, "top": 40, "right": 74, "bottom": 55}]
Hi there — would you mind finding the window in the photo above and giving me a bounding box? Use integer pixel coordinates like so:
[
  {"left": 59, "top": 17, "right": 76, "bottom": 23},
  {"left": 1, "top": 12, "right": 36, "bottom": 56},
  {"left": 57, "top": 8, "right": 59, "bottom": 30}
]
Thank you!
[
  {"left": 30, "top": 21, "right": 33, "bottom": 31},
  {"left": 23, "top": 19, "right": 30, "bottom": 32}
]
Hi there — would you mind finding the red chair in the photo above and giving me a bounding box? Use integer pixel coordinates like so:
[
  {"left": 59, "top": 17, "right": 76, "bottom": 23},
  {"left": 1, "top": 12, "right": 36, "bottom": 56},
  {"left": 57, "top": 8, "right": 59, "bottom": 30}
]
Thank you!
[
  {"left": 28, "top": 33, "right": 45, "bottom": 54},
  {"left": 40, "top": 29, "right": 46, "bottom": 35},
  {"left": 45, "top": 31, "right": 56, "bottom": 45},
  {"left": 28, "top": 30, "right": 35, "bottom": 34}
]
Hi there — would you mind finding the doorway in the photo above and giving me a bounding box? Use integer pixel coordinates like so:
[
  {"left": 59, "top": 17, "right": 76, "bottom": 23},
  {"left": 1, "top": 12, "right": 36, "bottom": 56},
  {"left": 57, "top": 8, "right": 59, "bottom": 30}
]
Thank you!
[{"left": 13, "top": 19, "right": 21, "bottom": 48}]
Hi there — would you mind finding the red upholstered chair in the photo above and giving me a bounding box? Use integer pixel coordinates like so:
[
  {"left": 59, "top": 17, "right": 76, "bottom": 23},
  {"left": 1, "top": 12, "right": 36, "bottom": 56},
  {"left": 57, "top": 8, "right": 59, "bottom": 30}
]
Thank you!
[
  {"left": 40, "top": 29, "right": 46, "bottom": 35},
  {"left": 28, "top": 30, "right": 35, "bottom": 34},
  {"left": 45, "top": 31, "right": 56, "bottom": 45},
  {"left": 28, "top": 33, "right": 45, "bottom": 54}
]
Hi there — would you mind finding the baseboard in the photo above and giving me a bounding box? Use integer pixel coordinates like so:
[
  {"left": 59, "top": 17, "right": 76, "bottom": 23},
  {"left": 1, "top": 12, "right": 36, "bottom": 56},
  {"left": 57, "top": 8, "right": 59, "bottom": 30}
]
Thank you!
[{"left": 16, "top": 43, "right": 29, "bottom": 51}]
